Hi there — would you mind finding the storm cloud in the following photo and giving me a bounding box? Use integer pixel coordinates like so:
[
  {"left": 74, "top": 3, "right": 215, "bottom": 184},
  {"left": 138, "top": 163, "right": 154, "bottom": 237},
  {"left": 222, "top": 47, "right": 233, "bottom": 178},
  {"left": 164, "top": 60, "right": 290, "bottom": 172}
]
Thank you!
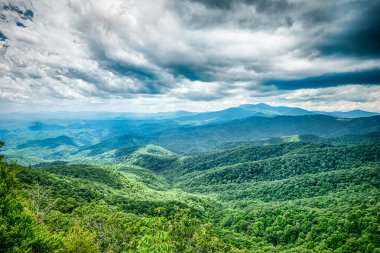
[
  {"left": 0, "top": 0, "right": 379, "bottom": 112},
  {"left": 264, "top": 69, "right": 380, "bottom": 90}
]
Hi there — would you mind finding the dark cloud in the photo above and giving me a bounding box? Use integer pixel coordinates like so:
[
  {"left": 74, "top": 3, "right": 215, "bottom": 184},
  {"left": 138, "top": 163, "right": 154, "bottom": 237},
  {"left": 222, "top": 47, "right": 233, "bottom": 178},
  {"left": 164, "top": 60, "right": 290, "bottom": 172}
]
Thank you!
[
  {"left": 21, "top": 9, "right": 33, "bottom": 20},
  {"left": 189, "top": 0, "right": 233, "bottom": 9},
  {"left": 173, "top": 0, "right": 380, "bottom": 59},
  {"left": 263, "top": 69, "right": 380, "bottom": 90},
  {"left": 3, "top": 4, "right": 24, "bottom": 15},
  {"left": 16, "top": 21, "right": 26, "bottom": 27},
  {"left": 317, "top": 0, "right": 380, "bottom": 57},
  {"left": 188, "top": 0, "right": 292, "bottom": 12},
  {"left": 171, "top": 0, "right": 339, "bottom": 31},
  {"left": 179, "top": 91, "right": 225, "bottom": 101},
  {"left": 171, "top": 0, "right": 296, "bottom": 30},
  {"left": 106, "top": 62, "right": 155, "bottom": 83},
  {"left": 170, "top": 65, "right": 208, "bottom": 81},
  {"left": 0, "top": 31, "right": 6, "bottom": 41},
  {"left": 66, "top": 67, "right": 166, "bottom": 96},
  {"left": 3, "top": 3, "right": 33, "bottom": 20},
  {"left": 66, "top": 69, "right": 104, "bottom": 88},
  {"left": 102, "top": 61, "right": 172, "bottom": 94},
  {"left": 73, "top": 34, "right": 172, "bottom": 95}
]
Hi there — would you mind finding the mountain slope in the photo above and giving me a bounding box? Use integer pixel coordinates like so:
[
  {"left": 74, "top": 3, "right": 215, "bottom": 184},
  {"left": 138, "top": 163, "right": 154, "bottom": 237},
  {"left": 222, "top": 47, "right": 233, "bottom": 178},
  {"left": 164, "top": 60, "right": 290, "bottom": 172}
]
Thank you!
[
  {"left": 316, "top": 109, "right": 379, "bottom": 118},
  {"left": 173, "top": 143, "right": 380, "bottom": 188},
  {"left": 16, "top": 135, "right": 77, "bottom": 149},
  {"left": 239, "top": 103, "right": 313, "bottom": 116},
  {"left": 79, "top": 134, "right": 154, "bottom": 156},
  {"left": 157, "top": 115, "right": 380, "bottom": 152},
  {"left": 174, "top": 107, "right": 267, "bottom": 125},
  {"left": 1, "top": 139, "right": 380, "bottom": 252},
  {"left": 121, "top": 144, "right": 177, "bottom": 171}
]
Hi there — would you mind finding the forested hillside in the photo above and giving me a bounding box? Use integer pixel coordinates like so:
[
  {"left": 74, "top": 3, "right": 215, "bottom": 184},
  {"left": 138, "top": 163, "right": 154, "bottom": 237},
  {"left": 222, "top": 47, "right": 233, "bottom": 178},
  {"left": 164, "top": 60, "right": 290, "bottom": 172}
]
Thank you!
[
  {"left": 1, "top": 139, "right": 379, "bottom": 252},
  {"left": 155, "top": 115, "right": 380, "bottom": 152},
  {"left": 1, "top": 112, "right": 379, "bottom": 252}
]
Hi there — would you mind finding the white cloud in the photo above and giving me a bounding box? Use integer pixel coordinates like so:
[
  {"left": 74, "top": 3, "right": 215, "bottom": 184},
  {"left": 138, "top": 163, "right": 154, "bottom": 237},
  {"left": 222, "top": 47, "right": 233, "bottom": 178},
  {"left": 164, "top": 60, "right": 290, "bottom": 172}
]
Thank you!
[{"left": 0, "top": 0, "right": 379, "bottom": 113}]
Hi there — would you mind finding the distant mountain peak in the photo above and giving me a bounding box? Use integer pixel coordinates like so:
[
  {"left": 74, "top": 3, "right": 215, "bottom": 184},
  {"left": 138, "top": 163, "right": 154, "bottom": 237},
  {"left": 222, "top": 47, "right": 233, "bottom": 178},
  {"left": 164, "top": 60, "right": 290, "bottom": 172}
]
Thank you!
[{"left": 239, "top": 103, "right": 271, "bottom": 108}]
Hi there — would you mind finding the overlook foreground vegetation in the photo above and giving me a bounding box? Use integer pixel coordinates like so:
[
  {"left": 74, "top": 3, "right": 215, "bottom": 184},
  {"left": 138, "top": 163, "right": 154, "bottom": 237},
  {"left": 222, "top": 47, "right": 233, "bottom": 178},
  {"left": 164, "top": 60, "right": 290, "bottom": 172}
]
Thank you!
[{"left": 0, "top": 109, "right": 379, "bottom": 252}]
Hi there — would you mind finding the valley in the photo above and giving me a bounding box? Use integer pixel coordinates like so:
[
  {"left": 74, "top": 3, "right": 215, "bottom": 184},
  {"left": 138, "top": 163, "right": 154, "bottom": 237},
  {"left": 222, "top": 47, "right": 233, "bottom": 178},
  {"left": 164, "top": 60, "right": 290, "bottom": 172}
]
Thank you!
[{"left": 1, "top": 104, "right": 379, "bottom": 252}]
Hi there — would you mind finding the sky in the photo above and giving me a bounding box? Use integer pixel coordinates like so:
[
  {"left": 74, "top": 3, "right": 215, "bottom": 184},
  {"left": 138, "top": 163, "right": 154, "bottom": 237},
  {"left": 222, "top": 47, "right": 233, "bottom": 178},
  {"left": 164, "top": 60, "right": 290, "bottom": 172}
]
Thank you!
[{"left": 0, "top": 0, "right": 380, "bottom": 113}]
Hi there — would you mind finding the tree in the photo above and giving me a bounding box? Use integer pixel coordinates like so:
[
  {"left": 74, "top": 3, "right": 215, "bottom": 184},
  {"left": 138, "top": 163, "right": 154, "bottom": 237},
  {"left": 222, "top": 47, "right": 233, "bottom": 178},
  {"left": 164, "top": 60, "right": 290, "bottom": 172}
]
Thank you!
[{"left": 62, "top": 223, "right": 99, "bottom": 253}]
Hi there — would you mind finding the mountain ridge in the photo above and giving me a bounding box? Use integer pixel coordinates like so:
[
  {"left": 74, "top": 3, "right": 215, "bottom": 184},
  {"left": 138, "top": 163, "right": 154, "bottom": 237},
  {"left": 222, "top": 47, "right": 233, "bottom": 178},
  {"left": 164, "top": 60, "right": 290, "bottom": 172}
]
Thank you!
[
  {"left": 173, "top": 103, "right": 379, "bottom": 125},
  {"left": 1, "top": 103, "right": 378, "bottom": 121}
]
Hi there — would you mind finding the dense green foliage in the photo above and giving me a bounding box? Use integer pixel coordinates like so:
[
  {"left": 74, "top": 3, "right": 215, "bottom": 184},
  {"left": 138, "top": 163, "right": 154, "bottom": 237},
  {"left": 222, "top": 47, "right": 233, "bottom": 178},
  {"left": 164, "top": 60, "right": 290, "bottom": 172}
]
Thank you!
[
  {"left": 1, "top": 139, "right": 379, "bottom": 252},
  {"left": 0, "top": 141, "right": 242, "bottom": 252},
  {"left": 174, "top": 144, "right": 379, "bottom": 187},
  {"left": 0, "top": 142, "right": 59, "bottom": 252}
]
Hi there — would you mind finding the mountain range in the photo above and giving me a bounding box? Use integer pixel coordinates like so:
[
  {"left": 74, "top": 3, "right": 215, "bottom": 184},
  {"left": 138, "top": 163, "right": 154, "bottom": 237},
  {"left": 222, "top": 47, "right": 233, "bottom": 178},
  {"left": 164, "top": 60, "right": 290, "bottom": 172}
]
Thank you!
[
  {"left": 0, "top": 103, "right": 378, "bottom": 122},
  {"left": 172, "top": 103, "right": 379, "bottom": 125},
  {"left": 2, "top": 113, "right": 379, "bottom": 162},
  {"left": 1, "top": 103, "right": 380, "bottom": 252}
]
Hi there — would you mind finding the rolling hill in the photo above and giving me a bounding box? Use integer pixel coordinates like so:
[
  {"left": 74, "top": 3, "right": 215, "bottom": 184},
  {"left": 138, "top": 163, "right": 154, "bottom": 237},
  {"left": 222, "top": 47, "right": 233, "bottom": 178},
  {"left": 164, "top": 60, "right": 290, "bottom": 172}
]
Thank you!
[
  {"left": 156, "top": 115, "right": 380, "bottom": 152},
  {"left": 16, "top": 135, "right": 77, "bottom": 149},
  {"left": 1, "top": 140, "right": 379, "bottom": 252},
  {"left": 1, "top": 106, "right": 380, "bottom": 252},
  {"left": 4, "top": 115, "right": 380, "bottom": 164}
]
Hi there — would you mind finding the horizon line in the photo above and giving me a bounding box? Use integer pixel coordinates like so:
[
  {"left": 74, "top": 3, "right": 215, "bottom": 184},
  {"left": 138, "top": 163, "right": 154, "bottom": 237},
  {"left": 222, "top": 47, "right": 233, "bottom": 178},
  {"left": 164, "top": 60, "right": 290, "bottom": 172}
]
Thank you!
[{"left": 0, "top": 103, "right": 379, "bottom": 115}]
